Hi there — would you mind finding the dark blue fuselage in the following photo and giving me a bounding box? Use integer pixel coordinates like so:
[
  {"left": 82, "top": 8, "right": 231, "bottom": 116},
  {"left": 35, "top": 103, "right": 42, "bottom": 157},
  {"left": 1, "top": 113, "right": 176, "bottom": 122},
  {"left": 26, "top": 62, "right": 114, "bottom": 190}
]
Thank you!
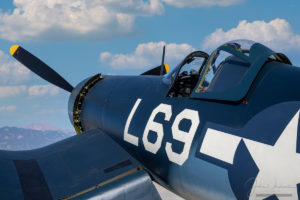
[{"left": 69, "top": 61, "right": 300, "bottom": 199}]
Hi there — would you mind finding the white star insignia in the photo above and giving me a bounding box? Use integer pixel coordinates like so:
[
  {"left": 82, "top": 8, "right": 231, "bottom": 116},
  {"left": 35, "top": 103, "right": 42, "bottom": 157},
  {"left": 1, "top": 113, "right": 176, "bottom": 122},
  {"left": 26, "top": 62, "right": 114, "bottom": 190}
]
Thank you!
[{"left": 244, "top": 110, "right": 300, "bottom": 200}]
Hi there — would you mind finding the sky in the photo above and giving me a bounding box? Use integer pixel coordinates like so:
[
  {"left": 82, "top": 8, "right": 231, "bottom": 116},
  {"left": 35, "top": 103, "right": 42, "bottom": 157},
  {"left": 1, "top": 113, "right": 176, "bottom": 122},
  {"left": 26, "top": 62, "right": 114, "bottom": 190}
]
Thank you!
[{"left": 0, "top": 0, "right": 300, "bottom": 130}]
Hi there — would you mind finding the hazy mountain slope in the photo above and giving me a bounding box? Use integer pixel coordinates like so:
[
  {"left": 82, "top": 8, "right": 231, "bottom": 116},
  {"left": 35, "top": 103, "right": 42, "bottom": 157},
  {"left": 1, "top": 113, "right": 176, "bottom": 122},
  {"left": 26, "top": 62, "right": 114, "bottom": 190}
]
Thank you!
[{"left": 0, "top": 126, "right": 75, "bottom": 150}]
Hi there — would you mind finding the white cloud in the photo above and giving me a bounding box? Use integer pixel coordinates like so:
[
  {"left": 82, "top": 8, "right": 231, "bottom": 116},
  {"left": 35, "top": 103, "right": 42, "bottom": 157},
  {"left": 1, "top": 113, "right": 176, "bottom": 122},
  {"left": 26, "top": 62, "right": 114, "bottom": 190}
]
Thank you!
[
  {"left": 100, "top": 41, "right": 195, "bottom": 69},
  {"left": 202, "top": 18, "right": 300, "bottom": 51},
  {"left": 0, "top": 85, "right": 60, "bottom": 98},
  {"left": 0, "top": 85, "right": 27, "bottom": 98},
  {"left": 0, "top": 105, "right": 17, "bottom": 112},
  {"left": 0, "top": 0, "right": 164, "bottom": 41},
  {"left": 0, "top": 50, "right": 30, "bottom": 84},
  {"left": 28, "top": 85, "right": 60, "bottom": 96},
  {"left": 0, "top": 0, "right": 244, "bottom": 42},
  {"left": 162, "top": 0, "right": 243, "bottom": 8}
]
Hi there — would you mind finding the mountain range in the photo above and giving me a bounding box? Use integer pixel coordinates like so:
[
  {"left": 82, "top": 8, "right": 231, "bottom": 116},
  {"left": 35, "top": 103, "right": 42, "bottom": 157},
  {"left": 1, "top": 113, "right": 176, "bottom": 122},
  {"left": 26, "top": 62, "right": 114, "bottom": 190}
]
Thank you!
[{"left": 0, "top": 123, "right": 75, "bottom": 151}]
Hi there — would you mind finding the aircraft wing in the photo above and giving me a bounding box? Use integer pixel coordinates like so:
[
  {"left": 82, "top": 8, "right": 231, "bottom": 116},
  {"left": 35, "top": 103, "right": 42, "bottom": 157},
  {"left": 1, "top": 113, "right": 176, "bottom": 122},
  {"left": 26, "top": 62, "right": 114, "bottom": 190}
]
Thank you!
[{"left": 0, "top": 129, "right": 161, "bottom": 200}]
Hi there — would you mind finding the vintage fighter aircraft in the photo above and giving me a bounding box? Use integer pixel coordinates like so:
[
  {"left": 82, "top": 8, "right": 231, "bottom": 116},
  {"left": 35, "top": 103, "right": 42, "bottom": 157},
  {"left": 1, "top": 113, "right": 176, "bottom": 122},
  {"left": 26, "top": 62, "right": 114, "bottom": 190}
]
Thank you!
[{"left": 1, "top": 39, "right": 299, "bottom": 200}]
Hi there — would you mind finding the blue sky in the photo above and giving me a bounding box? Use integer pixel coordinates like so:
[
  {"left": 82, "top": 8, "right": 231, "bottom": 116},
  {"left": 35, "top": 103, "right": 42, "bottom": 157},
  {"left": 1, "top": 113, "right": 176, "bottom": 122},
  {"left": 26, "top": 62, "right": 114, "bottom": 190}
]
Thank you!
[{"left": 0, "top": 0, "right": 300, "bottom": 130}]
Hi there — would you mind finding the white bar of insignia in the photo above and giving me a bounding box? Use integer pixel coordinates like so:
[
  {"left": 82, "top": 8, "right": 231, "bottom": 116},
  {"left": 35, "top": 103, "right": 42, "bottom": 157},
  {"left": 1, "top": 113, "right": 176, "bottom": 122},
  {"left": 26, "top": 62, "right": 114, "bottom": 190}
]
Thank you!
[{"left": 200, "top": 128, "right": 241, "bottom": 164}]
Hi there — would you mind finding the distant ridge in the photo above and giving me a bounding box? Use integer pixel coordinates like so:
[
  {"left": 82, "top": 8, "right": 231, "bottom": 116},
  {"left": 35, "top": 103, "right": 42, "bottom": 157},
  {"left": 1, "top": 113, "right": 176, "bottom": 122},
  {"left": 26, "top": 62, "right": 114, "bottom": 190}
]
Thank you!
[
  {"left": 20, "top": 122, "right": 74, "bottom": 134},
  {"left": 0, "top": 125, "right": 75, "bottom": 151}
]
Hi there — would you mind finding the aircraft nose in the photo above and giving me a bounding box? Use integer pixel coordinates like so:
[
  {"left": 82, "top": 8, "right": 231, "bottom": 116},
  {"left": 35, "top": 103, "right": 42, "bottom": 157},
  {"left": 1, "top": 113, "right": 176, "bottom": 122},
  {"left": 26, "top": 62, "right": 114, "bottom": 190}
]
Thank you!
[{"left": 68, "top": 74, "right": 103, "bottom": 134}]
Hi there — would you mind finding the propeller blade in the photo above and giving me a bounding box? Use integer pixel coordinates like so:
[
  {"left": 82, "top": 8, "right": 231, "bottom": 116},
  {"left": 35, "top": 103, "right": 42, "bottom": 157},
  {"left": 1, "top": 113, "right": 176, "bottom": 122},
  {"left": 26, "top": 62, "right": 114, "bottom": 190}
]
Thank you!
[
  {"left": 10, "top": 45, "right": 74, "bottom": 93},
  {"left": 160, "top": 46, "right": 166, "bottom": 75}
]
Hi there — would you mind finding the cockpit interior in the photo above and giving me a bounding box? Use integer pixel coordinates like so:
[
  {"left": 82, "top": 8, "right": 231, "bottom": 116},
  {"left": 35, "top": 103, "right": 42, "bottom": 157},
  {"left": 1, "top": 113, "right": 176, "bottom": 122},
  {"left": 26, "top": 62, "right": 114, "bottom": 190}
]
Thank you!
[{"left": 167, "top": 40, "right": 290, "bottom": 100}]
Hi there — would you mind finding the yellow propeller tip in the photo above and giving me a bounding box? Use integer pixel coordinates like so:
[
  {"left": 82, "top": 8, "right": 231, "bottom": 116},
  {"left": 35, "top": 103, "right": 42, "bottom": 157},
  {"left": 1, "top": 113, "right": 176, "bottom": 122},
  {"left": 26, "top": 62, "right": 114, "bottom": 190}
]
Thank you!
[
  {"left": 164, "top": 64, "right": 170, "bottom": 73},
  {"left": 10, "top": 45, "right": 19, "bottom": 56}
]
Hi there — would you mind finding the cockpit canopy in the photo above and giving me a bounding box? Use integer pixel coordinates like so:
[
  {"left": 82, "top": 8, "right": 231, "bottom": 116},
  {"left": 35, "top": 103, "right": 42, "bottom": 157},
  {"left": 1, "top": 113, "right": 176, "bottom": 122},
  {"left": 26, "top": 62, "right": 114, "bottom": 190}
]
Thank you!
[
  {"left": 196, "top": 40, "right": 254, "bottom": 93},
  {"left": 168, "top": 39, "right": 292, "bottom": 102}
]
